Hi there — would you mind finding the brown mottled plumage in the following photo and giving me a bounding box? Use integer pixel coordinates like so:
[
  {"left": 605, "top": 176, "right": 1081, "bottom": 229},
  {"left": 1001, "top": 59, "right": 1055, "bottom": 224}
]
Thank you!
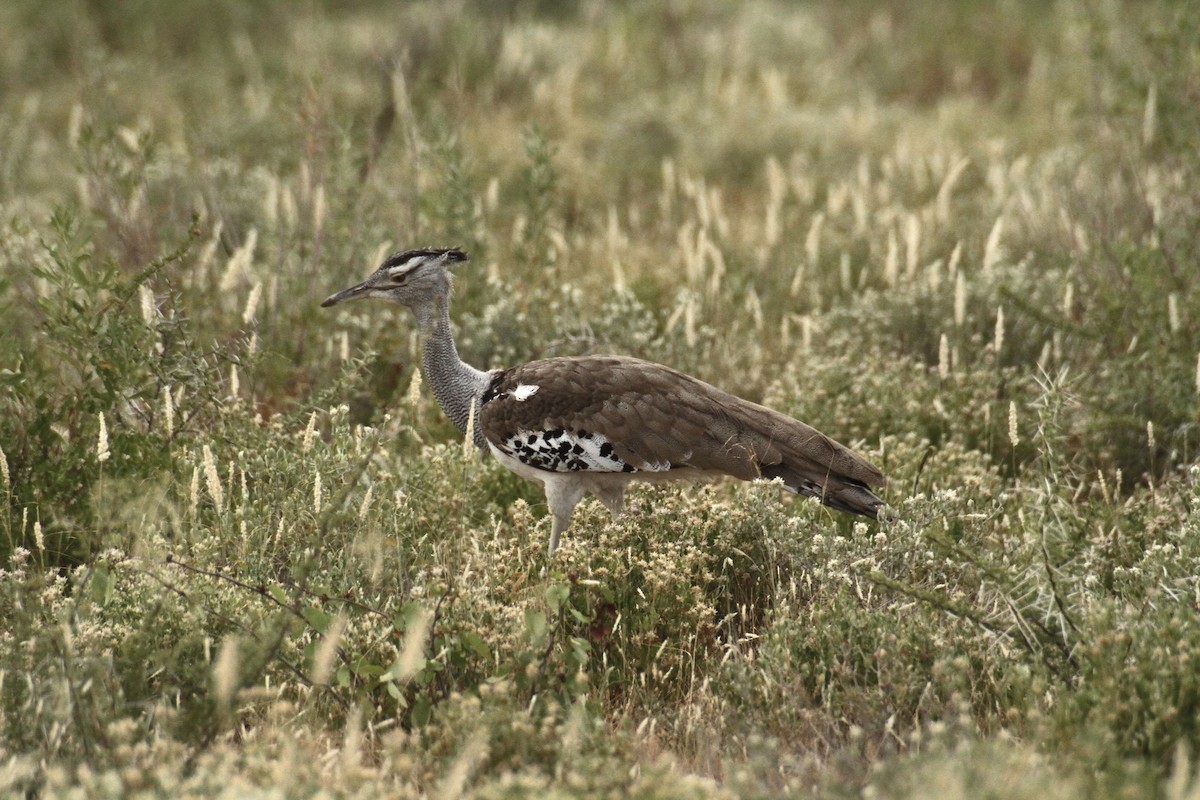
[
  {"left": 481, "top": 356, "right": 885, "bottom": 516},
  {"left": 321, "top": 247, "right": 887, "bottom": 559}
]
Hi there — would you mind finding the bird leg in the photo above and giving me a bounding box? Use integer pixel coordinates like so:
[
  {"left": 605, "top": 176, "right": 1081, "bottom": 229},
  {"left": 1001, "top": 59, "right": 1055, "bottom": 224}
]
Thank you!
[
  {"left": 543, "top": 477, "right": 587, "bottom": 559},
  {"left": 548, "top": 514, "right": 568, "bottom": 560},
  {"left": 593, "top": 485, "right": 626, "bottom": 518}
]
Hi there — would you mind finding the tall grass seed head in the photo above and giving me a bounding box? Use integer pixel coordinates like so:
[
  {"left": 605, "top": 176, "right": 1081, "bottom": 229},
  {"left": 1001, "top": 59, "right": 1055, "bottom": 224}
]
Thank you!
[
  {"left": 190, "top": 466, "right": 200, "bottom": 516},
  {"left": 311, "top": 612, "right": 347, "bottom": 686},
  {"left": 302, "top": 412, "right": 318, "bottom": 452},
  {"left": 97, "top": 412, "right": 111, "bottom": 462},
  {"left": 313, "top": 469, "right": 322, "bottom": 514},
  {"left": 162, "top": 385, "right": 174, "bottom": 437},
  {"left": 139, "top": 284, "right": 156, "bottom": 325},
  {"left": 993, "top": 305, "right": 1005, "bottom": 355},
  {"left": 202, "top": 445, "right": 224, "bottom": 508},
  {"left": 213, "top": 637, "right": 239, "bottom": 709},
  {"left": 938, "top": 333, "right": 951, "bottom": 379},
  {"left": 1008, "top": 401, "right": 1019, "bottom": 448},
  {"left": 954, "top": 270, "right": 966, "bottom": 327},
  {"left": 407, "top": 369, "right": 423, "bottom": 407},
  {"left": 983, "top": 215, "right": 1005, "bottom": 272},
  {"left": 358, "top": 484, "right": 374, "bottom": 521},
  {"left": 242, "top": 282, "right": 263, "bottom": 325}
]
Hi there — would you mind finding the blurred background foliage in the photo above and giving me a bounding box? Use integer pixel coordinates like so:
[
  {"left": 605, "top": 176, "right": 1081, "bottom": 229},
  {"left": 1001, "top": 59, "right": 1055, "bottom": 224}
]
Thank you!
[{"left": 1, "top": 0, "right": 1199, "bottom": 797}]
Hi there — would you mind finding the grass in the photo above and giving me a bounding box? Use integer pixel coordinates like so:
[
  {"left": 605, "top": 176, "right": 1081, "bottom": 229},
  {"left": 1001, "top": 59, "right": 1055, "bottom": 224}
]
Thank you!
[{"left": 2, "top": 0, "right": 1200, "bottom": 796}]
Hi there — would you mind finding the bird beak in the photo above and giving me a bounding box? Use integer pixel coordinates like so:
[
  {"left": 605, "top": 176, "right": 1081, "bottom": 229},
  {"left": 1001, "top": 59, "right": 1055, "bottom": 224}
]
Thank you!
[{"left": 320, "top": 280, "right": 371, "bottom": 308}]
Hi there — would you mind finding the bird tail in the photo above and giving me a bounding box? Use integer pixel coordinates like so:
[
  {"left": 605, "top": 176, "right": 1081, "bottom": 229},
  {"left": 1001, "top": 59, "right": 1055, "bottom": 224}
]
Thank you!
[
  {"left": 760, "top": 463, "right": 886, "bottom": 520},
  {"left": 815, "top": 477, "right": 885, "bottom": 519}
]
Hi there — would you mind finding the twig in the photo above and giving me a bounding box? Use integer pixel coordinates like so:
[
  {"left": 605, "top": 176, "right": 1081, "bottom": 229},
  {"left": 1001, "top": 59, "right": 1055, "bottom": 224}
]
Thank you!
[
  {"left": 864, "top": 570, "right": 1016, "bottom": 642},
  {"left": 166, "top": 554, "right": 305, "bottom": 620}
]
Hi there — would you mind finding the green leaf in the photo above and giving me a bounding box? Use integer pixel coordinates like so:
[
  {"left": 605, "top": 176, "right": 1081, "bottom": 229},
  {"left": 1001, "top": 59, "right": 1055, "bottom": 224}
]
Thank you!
[
  {"left": 461, "top": 631, "right": 491, "bottom": 660},
  {"left": 525, "top": 608, "right": 548, "bottom": 648},
  {"left": 411, "top": 697, "right": 432, "bottom": 727},
  {"left": 394, "top": 600, "right": 425, "bottom": 630},
  {"left": 545, "top": 582, "right": 570, "bottom": 612},
  {"left": 354, "top": 661, "right": 385, "bottom": 678},
  {"left": 89, "top": 565, "right": 114, "bottom": 606},
  {"left": 302, "top": 606, "right": 333, "bottom": 633}
]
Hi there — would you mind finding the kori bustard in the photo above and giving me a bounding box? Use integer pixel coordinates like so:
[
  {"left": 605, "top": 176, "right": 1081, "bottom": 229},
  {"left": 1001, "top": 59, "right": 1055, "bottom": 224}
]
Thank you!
[{"left": 322, "top": 248, "right": 886, "bottom": 558}]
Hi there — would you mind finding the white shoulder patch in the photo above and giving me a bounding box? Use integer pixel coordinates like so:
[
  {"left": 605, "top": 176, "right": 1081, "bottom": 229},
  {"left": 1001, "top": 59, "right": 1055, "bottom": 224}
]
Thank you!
[{"left": 510, "top": 384, "right": 539, "bottom": 402}]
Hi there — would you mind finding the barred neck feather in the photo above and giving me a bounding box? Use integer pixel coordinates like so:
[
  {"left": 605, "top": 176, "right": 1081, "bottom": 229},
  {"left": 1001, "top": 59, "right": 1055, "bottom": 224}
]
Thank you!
[{"left": 417, "top": 299, "right": 491, "bottom": 448}]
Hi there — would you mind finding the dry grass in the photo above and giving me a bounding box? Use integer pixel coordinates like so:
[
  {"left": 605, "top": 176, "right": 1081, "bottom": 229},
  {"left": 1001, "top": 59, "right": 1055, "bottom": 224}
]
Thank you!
[{"left": 2, "top": 0, "right": 1200, "bottom": 796}]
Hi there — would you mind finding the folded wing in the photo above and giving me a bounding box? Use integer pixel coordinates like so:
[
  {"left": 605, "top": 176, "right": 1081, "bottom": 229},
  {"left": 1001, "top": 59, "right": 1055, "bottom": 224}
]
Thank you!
[{"left": 479, "top": 355, "right": 885, "bottom": 518}]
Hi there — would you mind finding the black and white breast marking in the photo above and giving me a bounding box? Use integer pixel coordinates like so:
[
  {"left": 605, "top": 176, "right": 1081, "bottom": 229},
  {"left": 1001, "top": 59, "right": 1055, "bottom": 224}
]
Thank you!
[{"left": 496, "top": 428, "right": 667, "bottom": 474}]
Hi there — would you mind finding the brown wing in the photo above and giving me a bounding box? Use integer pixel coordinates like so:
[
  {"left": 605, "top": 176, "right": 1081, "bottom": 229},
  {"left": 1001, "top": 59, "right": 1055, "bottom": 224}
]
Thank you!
[{"left": 479, "top": 356, "right": 885, "bottom": 514}]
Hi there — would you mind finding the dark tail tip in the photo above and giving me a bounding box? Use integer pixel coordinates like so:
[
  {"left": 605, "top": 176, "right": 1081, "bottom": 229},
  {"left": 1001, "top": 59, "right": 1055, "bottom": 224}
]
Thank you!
[
  {"left": 762, "top": 464, "right": 886, "bottom": 520},
  {"left": 822, "top": 482, "right": 885, "bottom": 519}
]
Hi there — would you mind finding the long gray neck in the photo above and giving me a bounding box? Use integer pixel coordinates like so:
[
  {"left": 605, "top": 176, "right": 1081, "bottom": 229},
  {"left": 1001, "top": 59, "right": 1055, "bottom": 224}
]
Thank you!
[{"left": 415, "top": 300, "right": 491, "bottom": 449}]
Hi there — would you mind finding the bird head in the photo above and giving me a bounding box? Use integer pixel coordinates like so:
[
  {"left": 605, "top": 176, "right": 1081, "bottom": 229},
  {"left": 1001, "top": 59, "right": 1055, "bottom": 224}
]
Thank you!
[{"left": 320, "top": 248, "right": 467, "bottom": 311}]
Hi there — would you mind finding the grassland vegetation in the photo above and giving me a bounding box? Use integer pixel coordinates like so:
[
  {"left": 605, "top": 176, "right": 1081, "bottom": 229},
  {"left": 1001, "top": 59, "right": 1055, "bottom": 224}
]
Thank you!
[{"left": 2, "top": 0, "right": 1200, "bottom": 796}]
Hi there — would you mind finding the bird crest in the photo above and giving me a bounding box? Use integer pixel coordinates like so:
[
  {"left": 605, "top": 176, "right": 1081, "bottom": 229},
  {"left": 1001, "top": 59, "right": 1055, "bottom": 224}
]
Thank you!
[{"left": 381, "top": 247, "right": 467, "bottom": 280}]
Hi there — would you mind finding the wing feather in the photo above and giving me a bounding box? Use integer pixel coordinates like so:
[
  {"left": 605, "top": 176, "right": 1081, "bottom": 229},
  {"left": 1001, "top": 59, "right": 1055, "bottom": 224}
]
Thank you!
[{"left": 479, "top": 355, "right": 885, "bottom": 508}]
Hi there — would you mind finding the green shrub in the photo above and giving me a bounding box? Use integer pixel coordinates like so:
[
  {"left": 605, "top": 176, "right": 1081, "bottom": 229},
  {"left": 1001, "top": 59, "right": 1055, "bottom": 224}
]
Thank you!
[{"left": 3, "top": 1, "right": 1200, "bottom": 797}]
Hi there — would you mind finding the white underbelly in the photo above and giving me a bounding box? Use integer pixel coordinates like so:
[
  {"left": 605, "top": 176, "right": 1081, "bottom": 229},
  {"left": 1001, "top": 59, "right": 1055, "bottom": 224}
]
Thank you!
[
  {"left": 487, "top": 443, "right": 725, "bottom": 490},
  {"left": 488, "top": 443, "right": 554, "bottom": 484}
]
